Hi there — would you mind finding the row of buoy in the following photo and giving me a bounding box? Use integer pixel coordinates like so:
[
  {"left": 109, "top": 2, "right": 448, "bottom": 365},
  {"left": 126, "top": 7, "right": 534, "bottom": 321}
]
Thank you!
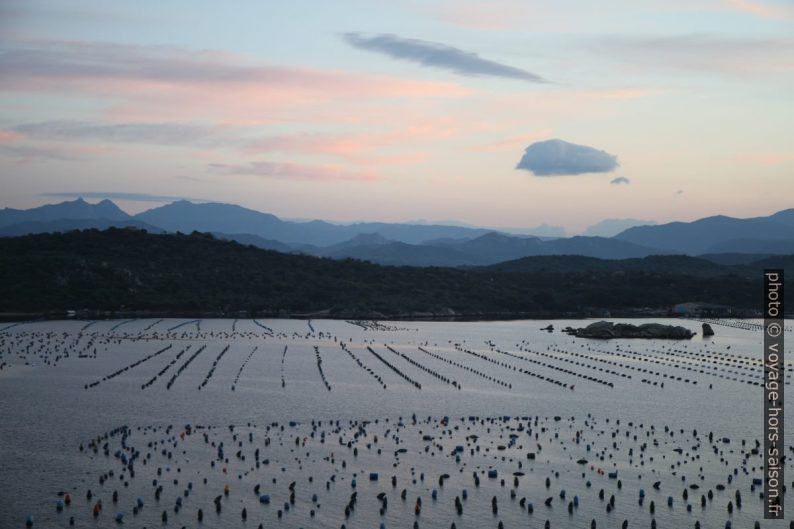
[
  {"left": 252, "top": 320, "right": 274, "bottom": 335},
  {"left": 85, "top": 343, "right": 173, "bottom": 389},
  {"left": 366, "top": 346, "right": 422, "bottom": 389},
  {"left": 280, "top": 345, "right": 287, "bottom": 387},
  {"left": 385, "top": 345, "right": 460, "bottom": 388},
  {"left": 346, "top": 320, "right": 414, "bottom": 331},
  {"left": 199, "top": 344, "right": 231, "bottom": 389},
  {"left": 141, "top": 344, "right": 191, "bottom": 389},
  {"left": 417, "top": 346, "right": 504, "bottom": 388},
  {"left": 166, "top": 318, "right": 201, "bottom": 332},
  {"left": 339, "top": 342, "right": 387, "bottom": 389},
  {"left": 519, "top": 343, "right": 630, "bottom": 380},
  {"left": 494, "top": 345, "right": 613, "bottom": 388},
  {"left": 314, "top": 346, "right": 332, "bottom": 391},
  {"left": 231, "top": 345, "right": 258, "bottom": 391},
  {"left": 166, "top": 344, "right": 207, "bottom": 389}
]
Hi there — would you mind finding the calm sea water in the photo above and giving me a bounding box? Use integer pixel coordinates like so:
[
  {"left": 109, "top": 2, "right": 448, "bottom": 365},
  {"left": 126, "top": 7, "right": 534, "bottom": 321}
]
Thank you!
[{"left": 0, "top": 318, "right": 791, "bottom": 528}]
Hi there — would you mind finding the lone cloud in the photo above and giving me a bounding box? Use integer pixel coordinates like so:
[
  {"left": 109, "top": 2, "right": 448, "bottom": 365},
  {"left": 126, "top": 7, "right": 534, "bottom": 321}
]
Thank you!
[
  {"left": 610, "top": 176, "right": 630, "bottom": 185},
  {"left": 342, "top": 33, "right": 545, "bottom": 82},
  {"left": 516, "top": 139, "right": 619, "bottom": 176}
]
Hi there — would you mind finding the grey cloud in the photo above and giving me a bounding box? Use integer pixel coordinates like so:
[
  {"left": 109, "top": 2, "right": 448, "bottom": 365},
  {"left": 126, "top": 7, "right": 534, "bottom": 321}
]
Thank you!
[
  {"left": 42, "top": 191, "right": 207, "bottom": 202},
  {"left": 210, "top": 161, "right": 376, "bottom": 181},
  {"left": 516, "top": 139, "right": 619, "bottom": 176},
  {"left": 0, "top": 41, "right": 267, "bottom": 84},
  {"left": 342, "top": 32, "right": 545, "bottom": 82},
  {"left": 0, "top": 144, "right": 77, "bottom": 161},
  {"left": 610, "top": 176, "right": 630, "bottom": 185},
  {"left": 0, "top": 40, "right": 379, "bottom": 93},
  {"left": 13, "top": 121, "right": 227, "bottom": 146}
]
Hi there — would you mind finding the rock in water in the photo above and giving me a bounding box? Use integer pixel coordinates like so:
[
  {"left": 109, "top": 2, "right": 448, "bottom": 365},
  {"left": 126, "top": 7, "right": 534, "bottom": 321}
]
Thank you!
[{"left": 572, "top": 321, "right": 695, "bottom": 339}]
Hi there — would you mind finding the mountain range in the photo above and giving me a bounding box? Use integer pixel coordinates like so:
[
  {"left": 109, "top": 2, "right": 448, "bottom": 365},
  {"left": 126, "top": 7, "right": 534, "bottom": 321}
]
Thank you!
[
  {"left": 615, "top": 209, "right": 794, "bottom": 255},
  {"left": 1, "top": 198, "right": 793, "bottom": 266}
]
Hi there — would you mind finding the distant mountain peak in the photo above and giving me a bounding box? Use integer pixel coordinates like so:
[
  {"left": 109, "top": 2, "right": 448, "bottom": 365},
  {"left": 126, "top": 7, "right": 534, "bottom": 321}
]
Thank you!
[
  {"left": 346, "top": 232, "right": 392, "bottom": 245},
  {"left": 582, "top": 218, "right": 656, "bottom": 238},
  {"left": 0, "top": 198, "right": 131, "bottom": 228},
  {"left": 476, "top": 231, "right": 510, "bottom": 240},
  {"left": 472, "top": 231, "right": 536, "bottom": 242},
  {"left": 614, "top": 209, "right": 794, "bottom": 254},
  {"left": 324, "top": 232, "right": 395, "bottom": 252}
]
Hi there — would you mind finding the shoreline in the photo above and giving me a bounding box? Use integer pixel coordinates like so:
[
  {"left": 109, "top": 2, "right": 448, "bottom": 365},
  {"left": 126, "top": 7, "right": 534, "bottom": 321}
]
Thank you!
[{"left": 0, "top": 308, "right": 769, "bottom": 323}]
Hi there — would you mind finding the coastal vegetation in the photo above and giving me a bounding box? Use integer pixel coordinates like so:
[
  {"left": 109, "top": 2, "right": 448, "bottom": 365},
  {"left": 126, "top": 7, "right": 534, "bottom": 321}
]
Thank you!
[{"left": 0, "top": 228, "right": 787, "bottom": 318}]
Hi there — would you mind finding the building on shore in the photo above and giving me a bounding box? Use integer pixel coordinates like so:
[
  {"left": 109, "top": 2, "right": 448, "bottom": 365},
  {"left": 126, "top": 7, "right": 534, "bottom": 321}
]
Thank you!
[{"left": 671, "top": 302, "right": 733, "bottom": 317}]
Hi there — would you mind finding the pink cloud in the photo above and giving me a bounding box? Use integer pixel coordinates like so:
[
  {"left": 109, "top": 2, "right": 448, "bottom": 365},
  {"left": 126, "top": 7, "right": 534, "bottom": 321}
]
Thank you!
[
  {"left": 340, "top": 152, "right": 430, "bottom": 167},
  {"left": 0, "top": 130, "right": 22, "bottom": 142},
  {"left": 424, "top": 0, "right": 576, "bottom": 32},
  {"left": 649, "top": 0, "right": 793, "bottom": 20},
  {"left": 468, "top": 129, "right": 554, "bottom": 152},
  {"left": 245, "top": 134, "right": 378, "bottom": 157},
  {"left": 242, "top": 122, "right": 460, "bottom": 166},
  {"left": 729, "top": 152, "right": 794, "bottom": 166},
  {"left": 722, "top": 0, "right": 794, "bottom": 20},
  {"left": 427, "top": 1, "right": 529, "bottom": 30},
  {"left": 247, "top": 132, "right": 420, "bottom": 156},
  {"left": 0, "top": 40, "right": 470, "bottom": 124}
]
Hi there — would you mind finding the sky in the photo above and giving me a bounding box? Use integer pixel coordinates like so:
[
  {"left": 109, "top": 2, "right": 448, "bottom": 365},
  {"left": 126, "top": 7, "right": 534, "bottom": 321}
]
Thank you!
[{"left": 0, "top": 0, "right": 792, "bottom": 234}]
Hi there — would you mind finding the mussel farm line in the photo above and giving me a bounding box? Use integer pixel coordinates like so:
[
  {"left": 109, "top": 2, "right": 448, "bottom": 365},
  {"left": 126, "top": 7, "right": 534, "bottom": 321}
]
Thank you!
[
  {"left": 366, "top": 346, "right": 422, "bottom": 389},
  {"left": 313, "top": 346, "right": 332, "bottom": 391},
  {"left": 339, "top": 342, "right": 388, "bottom": 389},
  {"left": 141, "top": 344, "right": 192, "bottom": 390},
  {"left": 231, "top": 346, "right": 259, "bottom": 391},
  {"left": 199, "top": 344, "right": 231, "bottom": 390},
  {"left": 280, "top": 345, "right": 288, "bottom": 388},
  {"left": 385, "top": 345, "right": 460, "bottom": 389},
  {"left": 166, "top": 344, "right": 208, "bottom": 389},
  {"left": 417, "top": 346, "right": 504, "bottom": 389},
  {"left": 167, "top": 319, "right": 201, "bottom": 332},
  {"left": 85, "top": 343, "right": 174, "bottom": 389}
]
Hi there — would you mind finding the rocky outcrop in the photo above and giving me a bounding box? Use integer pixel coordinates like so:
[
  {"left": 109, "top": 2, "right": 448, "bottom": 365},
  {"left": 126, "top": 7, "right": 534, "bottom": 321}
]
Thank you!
[
  {"left": 567, "top": 320, "right": 695, "bottom": 339},
  {"left": 702, "top": 323, "right": 715, "bottom": 337}
]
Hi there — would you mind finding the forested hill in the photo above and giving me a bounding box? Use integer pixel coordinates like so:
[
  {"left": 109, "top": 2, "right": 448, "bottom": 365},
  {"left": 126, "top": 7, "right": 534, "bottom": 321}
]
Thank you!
[{"left": 0, "top": 228, "right": 787, "bottom": 318}]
